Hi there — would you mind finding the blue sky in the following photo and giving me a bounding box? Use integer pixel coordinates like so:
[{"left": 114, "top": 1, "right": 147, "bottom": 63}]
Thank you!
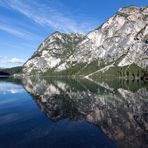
[{"left": 0, "top": 0, "right": 147, "bottom": 68}]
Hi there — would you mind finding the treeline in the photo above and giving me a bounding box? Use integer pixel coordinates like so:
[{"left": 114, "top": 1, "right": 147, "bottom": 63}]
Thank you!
[
  {"left": 1, "top": 66, "right": 22, "bottom": 75},
  {"left": 0, "top": 71, "right": 10, "bottom": 76},
  {"left": 91, "top": 63, "right": 148, "bottom": 81}
]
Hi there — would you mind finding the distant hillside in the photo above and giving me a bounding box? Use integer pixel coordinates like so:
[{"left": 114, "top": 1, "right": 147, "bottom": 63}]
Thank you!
[
  {"left": 0, "top": 66, "right": 22, "bottom": 75},
  {"left": 0, "top": 71, "right": 10, "bottom": 77}
]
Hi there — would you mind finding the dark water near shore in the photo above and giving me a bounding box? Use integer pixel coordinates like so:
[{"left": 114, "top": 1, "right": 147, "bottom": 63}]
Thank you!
[{"left": 0, "top": 77, "right": 148, "bottom": 148}]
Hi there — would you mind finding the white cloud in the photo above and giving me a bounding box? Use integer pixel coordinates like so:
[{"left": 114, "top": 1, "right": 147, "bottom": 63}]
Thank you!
[
  {"left": 0, "top": 0, "right": 98, "bottom": 33},
  {"left": 0, "top": 56, "right": 26, "bottom": 68},
  {"left": 0, "top": 21, "right": 40, "bottom": 40},
  {"left": 0, "top": 24, "right": 24, "bottom": 37},
  {"left": 0, "top": 82, "right": 25, "bottom": 95}
]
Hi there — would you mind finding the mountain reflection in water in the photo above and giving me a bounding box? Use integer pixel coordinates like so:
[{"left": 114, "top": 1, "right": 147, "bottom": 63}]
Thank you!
[{"left": 22, "top": 77, "right": 148, "bottom": 148}]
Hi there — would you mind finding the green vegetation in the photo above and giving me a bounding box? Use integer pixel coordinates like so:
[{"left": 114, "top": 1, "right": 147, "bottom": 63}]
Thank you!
[
  {"left": 91, "top": 64, "right": 148, "bottom": 81},
  {"left": 78, "top": 60, "right": 106, "bottom": 75},
  {"left": 0, "top": 77, "right": 22, "bottom": 85},
  {"left": 43, "top": 60, "right": 106, "bottom": 77},
  {"left": 54, "top": 35, "right": 85, "bottom": 60},
  {"left": 2, "top": 66, "right": 22, "bottom": 75},
  {"left": 92, "top": 78, "right": 148, "bottom": 92},
  {"left": 43, "top": 59, "right": 100, "bottom": 76},
  {"left": 44, "top": 62, "right": 86, "bottom": 76},
  {"left": 42, "top": 59, "right": 148, "bottom": 83},
  {"left": 116, "top": 11, "right": 129, "bottom": 18}
]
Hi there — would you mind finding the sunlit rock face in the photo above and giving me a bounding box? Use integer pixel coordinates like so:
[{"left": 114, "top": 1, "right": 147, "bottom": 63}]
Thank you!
[
  {"left": 22, "top": 77, "right": 148, "bottom": 148},
  {"left": 73, "top": 6, "right": 148, "bottom": 67},
  {"left": 22, "top": 6, "right": 148, "bottom": 77},
  {"left": 23, "top": 32, "right": 85, "bottom": 74}
]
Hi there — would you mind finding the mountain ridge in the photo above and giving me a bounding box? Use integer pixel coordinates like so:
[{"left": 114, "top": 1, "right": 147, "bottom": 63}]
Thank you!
[{"left": 22, "top": 6, "right": 148, "bottom": 80}]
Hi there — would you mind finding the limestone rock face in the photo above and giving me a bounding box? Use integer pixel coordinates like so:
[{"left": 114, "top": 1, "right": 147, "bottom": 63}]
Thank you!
[
  {"left": 23, "top": 32, "right": 84, "bottom": 74},
  {"left": 71, "top": 6, "right": 148, "bottom": 67},
  {"left": 23, "top": 6, "right": 148, "bottom": 76}
]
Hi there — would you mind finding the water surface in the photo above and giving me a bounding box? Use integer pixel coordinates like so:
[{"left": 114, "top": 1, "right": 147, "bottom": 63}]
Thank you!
[{"left": 0, "top": 77, "right": 148, "bottom": 148}]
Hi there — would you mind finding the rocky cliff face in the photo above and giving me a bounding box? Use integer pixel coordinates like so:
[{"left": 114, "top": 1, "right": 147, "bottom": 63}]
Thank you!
[
  {"left": 23, "top": 6, "right": 148, "bottom": 78},
  {"left": 23, "top": 32, "right": 85, "bottom": 74}
]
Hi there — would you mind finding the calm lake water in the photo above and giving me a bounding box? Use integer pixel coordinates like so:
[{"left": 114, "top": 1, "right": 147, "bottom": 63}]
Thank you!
[{"left": 0, "top": 77, "right": 148, "bottom": 148}]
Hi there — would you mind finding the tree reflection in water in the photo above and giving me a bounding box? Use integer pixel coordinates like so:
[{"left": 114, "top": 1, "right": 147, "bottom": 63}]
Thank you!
[{"left": 23, "top": 77, "right": 148, "bottom": 148}]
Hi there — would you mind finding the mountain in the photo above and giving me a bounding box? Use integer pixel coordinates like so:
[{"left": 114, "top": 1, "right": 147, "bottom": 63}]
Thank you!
[
  {"left": 22, "top": 6, "right": 148, "bottom": 80},
  {"left": 23, "top": 32, "right": 85, "bottom": 74}
]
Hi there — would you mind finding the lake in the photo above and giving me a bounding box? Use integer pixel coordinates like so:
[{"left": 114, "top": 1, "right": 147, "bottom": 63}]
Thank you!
[{"left": 0, "top": 77, "right": 148, "bottom": 148}]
